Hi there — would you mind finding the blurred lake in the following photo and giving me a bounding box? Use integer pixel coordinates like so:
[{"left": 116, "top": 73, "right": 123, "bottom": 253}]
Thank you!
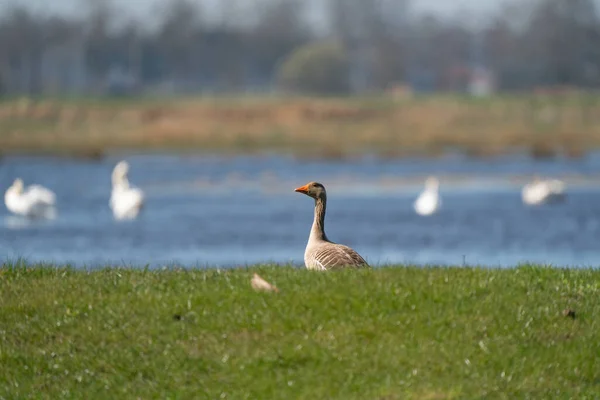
[{"left": 2, "top": 152, "right": 600, "bottom": 268}]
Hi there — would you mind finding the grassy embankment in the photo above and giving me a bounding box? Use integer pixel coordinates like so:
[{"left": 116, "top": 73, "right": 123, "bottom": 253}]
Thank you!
[
  {"left": 1, "top": 94, "right": 600, "bottom": 159},
  {"left": 1, "top": 263, "right": 599, "bottom": 399}
]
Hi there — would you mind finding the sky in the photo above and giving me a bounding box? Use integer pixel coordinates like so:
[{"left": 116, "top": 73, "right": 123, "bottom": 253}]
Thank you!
[
  {"left": 0, "top": 0, "right": 501, "bottom": 20},
  {"left": 0, "top": 0, "right": 504, "bottom": 37}
]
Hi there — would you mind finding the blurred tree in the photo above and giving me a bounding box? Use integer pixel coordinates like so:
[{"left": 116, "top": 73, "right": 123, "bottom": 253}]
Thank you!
[
  {"left": 0, "top": 0, "right": 599, "bottom": 94},
  {"left": 0, "top": 70, "right": 5, "bottom": 96},
  {"left": 482, "top": 2, "right": 544, "bottom": 90},
  {"left": 277, "top": 40, "right": 350, "bottom": 95},
  {"left": 0, "top": 7, "right": 45, "bottom": 94},
  {"left": 41, "top": 15, "right": 86, "bottom": 93},
  {"left": 527, "top": 0, "right": 600, "bottom": 87},
  {"left": 156, "top": 0, "right": 202, "bottom": 81},
  {"left": 484, "top": 15, "right": 516, "bottom": 89},
  {"left": 250, "top": 0, "right": 310, "bottom": 84},
  {"left": 328, "top": 0, "right": 411, "bottom": 91},
  {"left": 404, "top": 14, "right": 472, "bottom": 92},
  {"left": 83, "top": 0, "right": 116, "bottom": 80}
]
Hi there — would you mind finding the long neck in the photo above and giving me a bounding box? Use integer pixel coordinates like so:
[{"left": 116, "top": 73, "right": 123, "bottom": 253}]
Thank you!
[
  {"left": 426, "top": 182, "right": 438, "bottom": 193},
  {"left": 113, "top": 176, "right": 130, "bottom": 189},
  {"left": 112, "top": 170, "right": 129, "bottom": 188},
  {"left": 310, "top": 195, "right": 328, "bottom": 242},
  {"left": 12, "top": 184, "right": 23, "bottom": 195}
]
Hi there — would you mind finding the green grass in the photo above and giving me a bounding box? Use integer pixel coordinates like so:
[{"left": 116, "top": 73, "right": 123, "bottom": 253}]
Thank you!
[{"left": 1, "top": 263, "right": 599, "bottom": 399}]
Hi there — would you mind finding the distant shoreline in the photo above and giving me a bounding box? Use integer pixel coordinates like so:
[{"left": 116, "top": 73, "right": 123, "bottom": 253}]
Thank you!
[{"left": 1, "top": 94, "right": 598, "bottom": 160}]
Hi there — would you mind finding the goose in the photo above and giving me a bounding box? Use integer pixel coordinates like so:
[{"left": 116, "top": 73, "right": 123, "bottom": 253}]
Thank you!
[
  {"left": 414, "top": 176, "right": 441, "bottom": 216},
  {"left": 110, "top": 161, "right": 144, "bottom": 220},
  {"left": 4, "top": 178, "right": 56, "bottom": 219},
  {"left": 295, "top": 181, "right": 369, "bottom": 270},
  {"left": 522, "top": 177, "right": 566, "bottom": 206}
]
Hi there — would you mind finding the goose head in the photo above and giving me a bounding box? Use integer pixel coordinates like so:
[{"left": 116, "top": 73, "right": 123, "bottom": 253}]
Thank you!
[{"left": 295, "top": 181, "right": 326, "bottom": 200}]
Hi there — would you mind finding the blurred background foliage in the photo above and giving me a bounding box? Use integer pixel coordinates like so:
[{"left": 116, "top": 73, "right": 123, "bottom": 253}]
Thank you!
[{"left": 0, "top": 0, "right": 599, "bottom": 97}]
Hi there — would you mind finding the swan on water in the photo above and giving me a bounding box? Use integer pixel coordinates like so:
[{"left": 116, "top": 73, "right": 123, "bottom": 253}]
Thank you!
[
  {"left": 4, "top": 178, "right": 56, "bottom": 219},
  {"left": 522, "top": 177, "right": 566, "bottom": 206},
  {"left": 414, "top": 176, "right": 441, "bottom": 216},
  {"left": 110, "top": 161, "right": 144, "bottom": 220}
]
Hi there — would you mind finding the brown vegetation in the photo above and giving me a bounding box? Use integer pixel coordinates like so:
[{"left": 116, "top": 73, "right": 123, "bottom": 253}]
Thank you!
[{"left": 1, "top": 95, "right": 600, "bottom": 159}]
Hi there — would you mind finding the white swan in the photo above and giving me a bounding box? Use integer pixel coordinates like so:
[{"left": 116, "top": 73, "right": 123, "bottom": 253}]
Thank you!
[
  {"left": 414, "top": 176, "right": 441, "bottom": 216},
  {"left": 4, "top": 178, "right": 57, "bottom": 218},
  {"left": 110, "top": 161, "right": 144, "bottom": 220},
  {"left": 522, "top": 177, "right": 566, "bottom": 206}
]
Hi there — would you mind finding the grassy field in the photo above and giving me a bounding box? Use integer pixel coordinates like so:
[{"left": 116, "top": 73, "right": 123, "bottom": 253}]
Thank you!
[
  {"left": 1, "top": 263, "right": 599, "bottom": 399},
  {"left": 1, "top": 94, "right": 600, "bottom": 159}
]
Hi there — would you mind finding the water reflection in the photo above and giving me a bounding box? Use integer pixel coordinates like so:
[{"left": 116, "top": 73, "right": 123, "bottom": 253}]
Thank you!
[{"left": 4, "top": 214, "right": 56, "bottom": 230}]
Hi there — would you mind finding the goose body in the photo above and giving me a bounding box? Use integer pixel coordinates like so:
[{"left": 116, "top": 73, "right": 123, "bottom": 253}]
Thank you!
[
  {"left": 522, "top": 178, "right": 565, "bottom": 206},
  {"left": 414, "top": 177, "right": 440, "bottom": 216},
  {"left": 110, "top": 161, "right": 144, "bottom": 220},
  {"left": 4, "top": 178, "right": 56, "bottom": 218},
  {"left": 295, "top": 182, "right": 369, "bottom": 270}
]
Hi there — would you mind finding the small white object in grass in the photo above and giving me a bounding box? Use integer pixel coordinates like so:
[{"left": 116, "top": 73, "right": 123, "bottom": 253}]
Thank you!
[
  {"left": 251, "top": 273, "right": 279, "bottom": 293},
  {"left": 478, "top": 340, "right": 489, "bottom": 353}
]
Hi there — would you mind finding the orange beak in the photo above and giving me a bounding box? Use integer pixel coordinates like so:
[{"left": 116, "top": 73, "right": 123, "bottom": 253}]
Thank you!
[{"left": 294, "top": 184, "right": 310, "bottom": 194}]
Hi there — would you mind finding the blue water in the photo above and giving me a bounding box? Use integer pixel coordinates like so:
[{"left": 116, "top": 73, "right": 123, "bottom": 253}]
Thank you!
[{"left": 2, "top": 153, "right": 600, "bottom": 268}]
